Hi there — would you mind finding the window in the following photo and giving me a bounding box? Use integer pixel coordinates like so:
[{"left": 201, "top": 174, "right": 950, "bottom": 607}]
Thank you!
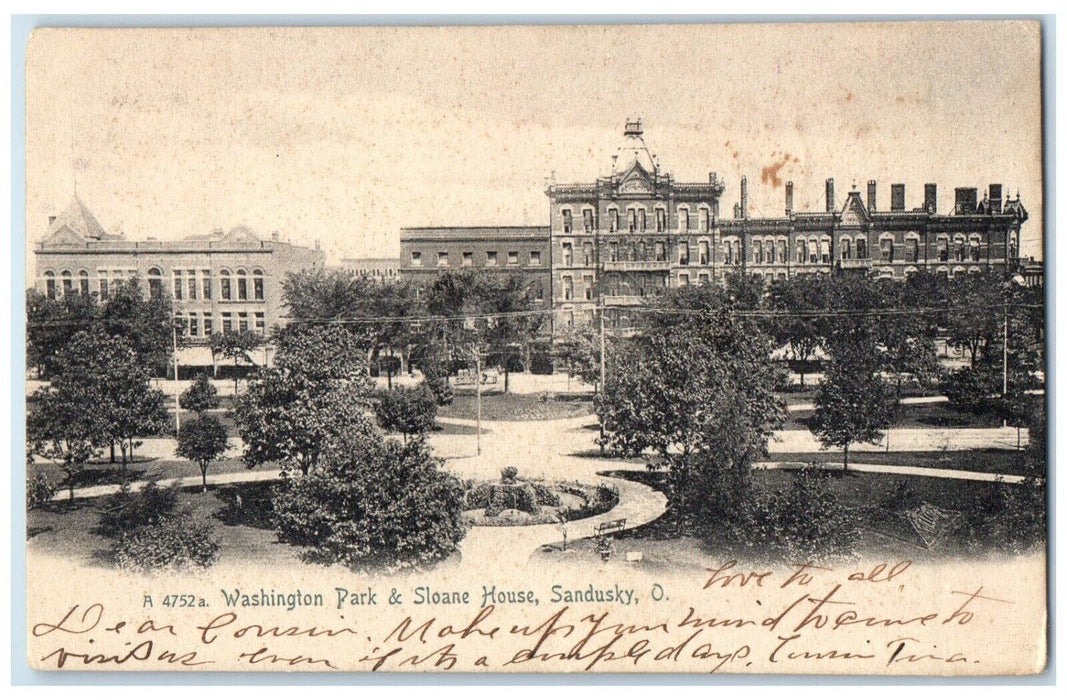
[
  {"left": 220, "top": 269, "right": 232, "bottom": 300},
  {"left": 254, "top": 312, "right": 265, "bottom": 334},
  {"left": 411, "top": 251, "right": 423, "bottom": 267},
  {"left": 583, "top": 209, "right": 594, "bottom": 233},
  {"left": 840, "top": 239, "right": 852, "bottom": 260},
  {"left": 237, "top": 269, "right": 248, "bottom": 300},
  {"left": 699, "top": 273, "right": 709, "bottom": 285},
  {"left": 699, "top": 241, "right": 709, "bottom": 265},
  {"left": 202, "top": 270, "right": 212, "bottom": 300},
  {"left": 905, "top": 239, "right": 919, "bottom": 263},
  {"left": 679, "top": 273, "right": 689, "bottom": 287},
  {"left": 628, "top": 209, "right": 637, "bottom": 233},
  {"left": 609, "top": 242, "right": 618, "bottom": 262},
  {"left": 798, "top": 240, "right": 808, "bottom": 264},
  {"left": 609, "top": 209, "right": 619, "bottom": 233},
  {"left": 881, "top": 239, "right": 894, "bottom": 263},
  {"left": 724, "top": 240, "right": 734, "bottom": 266},
  {"left": 173, "top": 272, "right": 184, "bottom": 300},
  {"left": 639, "top": 209, "right": 647, "bottom": 232},
  {"left": 462, "top": 252, "right": 473, "bottom": 267},
  {"left": 778, "top": 240, "right": 788, "bottom": 263},
  {"left": 44, "top": 271, "right": 56, "bottom": 300},
  {"left": 680, "top": 208, "right": 690, "bottom": 232},
  {"left": 562, "top": 276, "right": 573, "bottom": 301},
  {"left": 562, "top": 243, "right": 573, "bottom": 266},
  {"left": 437, "top": 252, "right": 449, "bottom": 267},
  {"left": 822, "top": 240, "right": 831, "bottom": 264},
  {"left": 767, "top": 241, "right": 775, "bottom": 264},
  {"left": 562, "top": 209, "right": 573, "bottom": 233},
  {"left": 97, "top": 271, "right": 109, "bottom": 300},
  {"left": 857, "top": 238, "right": 868, "bottom": 259},
  {"left": 531, "top": 280, "right": 544, "bottom": 301},
  {"left": 486, "top": 251, "right": 498, "bottom": 266},
  {"left": 204, "top": 317, "right": 214, "bottom": 337},
  {"left": 221, "top": 312, "right": 233, "bottom": 333},
  {"left": 810, "top": 240, "right": 820, "bottom": 264},
  {"left": 679, "top": 243, "right": 689, "bottom": 266},
  {"left": 753, "top": 240, "right": 762, "bottom": 264},
  {"left": 529, "top": 251, "right": 541, "bottom": 266},
  {"left": 188, "top": 313, "right": 199, "bottom": 337},
  {"left": 953, "top": 238, "right": 965, "bottom": 262},
  {"left": 147, "top": 268, "right": 163, "bottom": 299},
  {"left": 655, "top": 208, "right": 666, "bottom": 233},
  {"left": 583, "top": 275, "right": 593, "bottom": 300},
  {"left": 508, "top": 251, "right": 519, "bottom": 266},
  {"left": 582, "top": 242, "right": 593, "bottom": 265},
  {"left": 699, "top": 207, "right": 711, "bottom": 233},
  {"left": 238, "top": 312, "right": 249, "bottom": 332},
  {"left": 253, "top": 269, "right": 264, "bottom": 300},
  {"left": 79, "top": 271, "right": 90, "bottom": 296},
  {"left": 936, "top": 238, "right": 949, "bottom": 262},
  {"left": 970, "top": 238, "right": 982, "bottom": 262},
  {"left": 61, "top": 270, "right": 73, "bottom": 297}
]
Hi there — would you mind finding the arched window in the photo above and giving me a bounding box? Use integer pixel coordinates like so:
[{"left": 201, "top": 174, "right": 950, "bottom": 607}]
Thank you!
[
  {"left": 253, "top": 268, "right": 265, "bottom": 301},
  {"left": 778, "top": 238, "right": 788, "bottom": 263},
  {"left": 219, "top": 268, "right": 232, "bottom": 301},
  {"left": 678, "top": 207, "right": 690, "bottom": 232},
  {"left": 561, "top": 208, "right": 573, "bottom": 234},
  {"left": 43, "top": 271, "right": 56, "bottom": 300},
  {"left": 767, "top": 239, "right": 776, "bottom": 264},
  {"left": 147, "top": 267, "right": 163, "bottom": 300},
  {"left": 840, "top": 237, "right": 852, "bottom": 260},
  {"left": 698, "top": 206, "right": 710, "bottom": 233},
  {"left": 236, "top": 268, "right": 248, "bottom": 301},
  {"left": 969, "top": 236, "right": 982, "bottom": 263},
  {"left": 61, "top": 270, "right": 73, "bottom": 297},
  {"left": 78, "top": 270, "right": 90, "bottom": 297},
  {"left": 608, "top": 207, "right": 619, "bottom": 233}
]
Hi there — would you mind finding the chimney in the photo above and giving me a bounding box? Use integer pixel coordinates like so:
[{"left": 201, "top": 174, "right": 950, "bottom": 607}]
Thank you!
[
  {"left": 740, "top": 176, "right": 749, "bottom": 219},
  {"left": 924, "top": 183, "right": 937, "bottom": 213},
  {"left": 891, "top": 184, "right": 906, "bottom": 212},
  {"left": 954, "top": 187, "right": 978, "bottom": 215},
  {"left": 867, "top": 180, "right": 877, "bottom": 212},
  {"left": 989, "top": 183, "right": 1003, "bottom": 214},
  {"left": 733, "top": 203, "right": 742, "bottom": 219},
  {"left": 271, "top": 230, "right": 280, "bottom": 242},
  {"left": 48, "top": 215, "right": 56, "bottom": 226},
  {"left": 785, "top": 181, "right": 794, "bottom": 215},
  {"left": 825, "top": 178, "right": 835, "bottom": 212}
]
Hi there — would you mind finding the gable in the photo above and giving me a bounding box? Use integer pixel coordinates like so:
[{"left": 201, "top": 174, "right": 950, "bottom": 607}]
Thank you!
[
  {"left": 617, "top": 161, "right": 653, "bottom": 195},
  {"left": 839, "top": 192, "right": 870, "bottom": 226},
  {"left": 43, "top": 225, "right": 86, "bottom": 246}
]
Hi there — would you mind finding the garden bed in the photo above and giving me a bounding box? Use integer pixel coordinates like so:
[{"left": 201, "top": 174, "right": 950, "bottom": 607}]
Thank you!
[{"left": 461, "top": 468, "right": 619, "bottom": 526}]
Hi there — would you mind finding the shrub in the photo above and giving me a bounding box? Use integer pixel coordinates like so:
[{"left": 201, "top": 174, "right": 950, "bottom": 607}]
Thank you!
[
  {"left": 114, "top": 514, "right": 220, "bottom": 572},
  {"left": 740, "top": 466, "right": 859, "bottom": 564},
  {"left": 374, "top": 384, "right": 438, "bottom": 441},
  {"left": 500, "top": 466, "right": 519, "bottom": 484},
  {"left": 27, "top": 472, "right": 57, "bottom": 510},
  {"left": 961, "top": 477, "right": 1046, "bottom": 554},
  {"left": 179, "top": 373, "right": 221, "bottom": 414},
  {"left": 97, "top": 479, "right": 180, "bottom": 538},
  {"left": 465, "top": 483, "right": 492, "bottom": 510},
  {"left": 272, "top": 431, "right": 466, "bottom": 571},
  {"left": 531, "top": 482, "right": 561, "bottom": 507}
]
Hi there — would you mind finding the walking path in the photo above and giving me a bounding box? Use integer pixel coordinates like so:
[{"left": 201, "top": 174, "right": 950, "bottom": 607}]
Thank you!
[
  {"left": 48, "top": 408, "right": 1037, "bottom": 568},
  {"left": 755, "top": 461, "right": 1032, "bottom": 484}
]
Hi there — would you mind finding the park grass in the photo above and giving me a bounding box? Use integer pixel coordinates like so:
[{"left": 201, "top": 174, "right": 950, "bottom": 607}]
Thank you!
[
  {"left": 28, "top": 458, "right": 256, "bottom": 490},
  {"left": 769, "top": 448, "right": 1032, "bottom": 475},
  {"left": 439, "top": 390, "right": 594, "bottom": 422},
  {"left": 783, "top": 401, "right": 1002, "bottom": 431}
]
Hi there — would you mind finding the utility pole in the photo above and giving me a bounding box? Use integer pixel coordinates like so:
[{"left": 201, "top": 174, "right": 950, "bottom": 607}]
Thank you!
[
  {"left": 172, "top": 319, "right": 181, "bottom": 433},
  {"left": 474, "top": 347, "right": 482, "bottom": 456},
  {"left": 1002, "top": 296, "right": 1009, "bottom": 428},
  {"left": 599, "top": 297, "right": 606, "bottom": 454}
]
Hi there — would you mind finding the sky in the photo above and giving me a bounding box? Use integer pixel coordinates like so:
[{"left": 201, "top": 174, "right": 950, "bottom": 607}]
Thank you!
[{"left": 25, "top": 22, "right": 1044, "bottom": 271}]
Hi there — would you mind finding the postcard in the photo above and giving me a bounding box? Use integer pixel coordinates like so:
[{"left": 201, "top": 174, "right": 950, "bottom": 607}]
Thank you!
[{"left": 22, "top": 21, "right": 1046, "bottom": 674}]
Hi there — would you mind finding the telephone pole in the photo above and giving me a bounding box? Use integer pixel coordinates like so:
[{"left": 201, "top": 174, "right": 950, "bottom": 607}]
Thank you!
[{"left": 172, "top": 319, "right": 182, "bottom": 433}]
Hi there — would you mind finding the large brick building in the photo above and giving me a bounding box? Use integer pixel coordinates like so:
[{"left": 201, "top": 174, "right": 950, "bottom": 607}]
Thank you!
[
  {"left": 32, "top": 196, "right": 325, "bottom": 341},
  {"left": 399, "top": 226, "right": 551, "bottom": 304}
]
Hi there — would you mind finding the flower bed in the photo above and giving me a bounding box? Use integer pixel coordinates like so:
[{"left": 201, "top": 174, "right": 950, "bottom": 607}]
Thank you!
[{"left": 461, "top": 469, "right": 619, "bottom": 527}]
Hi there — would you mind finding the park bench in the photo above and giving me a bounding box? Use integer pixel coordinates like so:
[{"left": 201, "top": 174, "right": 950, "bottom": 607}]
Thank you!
[{"left": 594, "top": 518, "right": 627, "bottom": 537}]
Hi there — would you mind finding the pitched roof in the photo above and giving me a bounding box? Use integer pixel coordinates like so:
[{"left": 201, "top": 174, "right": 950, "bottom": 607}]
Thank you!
[{"left": 44, "top": 195, "right": 117, "bottom": 242}]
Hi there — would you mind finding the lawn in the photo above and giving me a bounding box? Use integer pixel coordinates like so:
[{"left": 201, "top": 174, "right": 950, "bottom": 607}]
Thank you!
[
  {"left": 783, "top": 401, "right": 1001, "bottom": 430},
  {"left": 29, "top": 457, "right": 258, "bottom": 490},
  {"left": 769, "top": 449, "right": 1033, "bottom": 475},
  {"left": 439, "top": 390, "right": 594, "bottom": 422}
]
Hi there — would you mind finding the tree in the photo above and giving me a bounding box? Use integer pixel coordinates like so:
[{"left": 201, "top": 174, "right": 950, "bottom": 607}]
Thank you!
[
  {"left": 210, "top": 329, "right": 262, "bottom": 393},
  {"left": 179, "top": 373, "right": 221, "bottom": 414},
  {"left": 596, "top": 305, "right": 785, "bottom": 515},
  {"left": 30, "top": 331, "right": 168, "bottom": 474},
  {"left": 368, "top": 281, "right": 423, "bottom": 389},
  {"left": 176, "top": 414, "right": 230, "bottom": 490},
  {"left": 874, "top": 278, "right": 942, "bottom": 396},
  {"left": 281, "top": 267, "right": 376, "bottom": 324},
  {"left": 27, "top": 381, "right": 102, "bottom": 501},
  {"left": 943, "top": 272, "right": 1002, "bottom": 368},
  {"left": 482, "top": 273, "right": 546, "bottom": 393},
  {"left": 765, "top": 275, "right": 829, "bottom": 386},
  {"left": 554, "top": 325, "right": 602, "bottom": 390},
  {"left": 100, "top": 277, "right": 177, "bottom": 375},
  {"left": 235, "top": 323, "right": 375, "bottom": 476},
  {"left": 810, "top": 341, "right": 898, "bottom": 469},
  {"left": 26, "top": 288, "right": 97, "bottom": 379},
  {"left": 374, "top": 384, "right": 438, "bottom": 442},
  {"left": 271, "top": 428, "right": 466, "bottom": 571},
  {"left": 236, "top": 370, "right": 374, "bottom": 476}
]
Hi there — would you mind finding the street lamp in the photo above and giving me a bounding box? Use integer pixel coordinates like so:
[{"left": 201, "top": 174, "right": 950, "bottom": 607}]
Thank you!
[{"left": 172, "top": 318, "right": 183, "bottom": 433}]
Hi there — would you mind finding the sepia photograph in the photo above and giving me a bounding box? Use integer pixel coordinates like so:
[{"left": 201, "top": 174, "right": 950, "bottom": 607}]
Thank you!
[{"left": 18, "top": 20, "right": 1047, "bottom": 675}]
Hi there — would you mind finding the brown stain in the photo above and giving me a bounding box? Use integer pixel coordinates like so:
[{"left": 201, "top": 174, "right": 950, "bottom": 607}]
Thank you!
[
  {"left": 845, "top": 91, "right": 853, "bottom": 101},
  {"left": 760, "top": 152, "right": 796, "bottom": 188}
]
